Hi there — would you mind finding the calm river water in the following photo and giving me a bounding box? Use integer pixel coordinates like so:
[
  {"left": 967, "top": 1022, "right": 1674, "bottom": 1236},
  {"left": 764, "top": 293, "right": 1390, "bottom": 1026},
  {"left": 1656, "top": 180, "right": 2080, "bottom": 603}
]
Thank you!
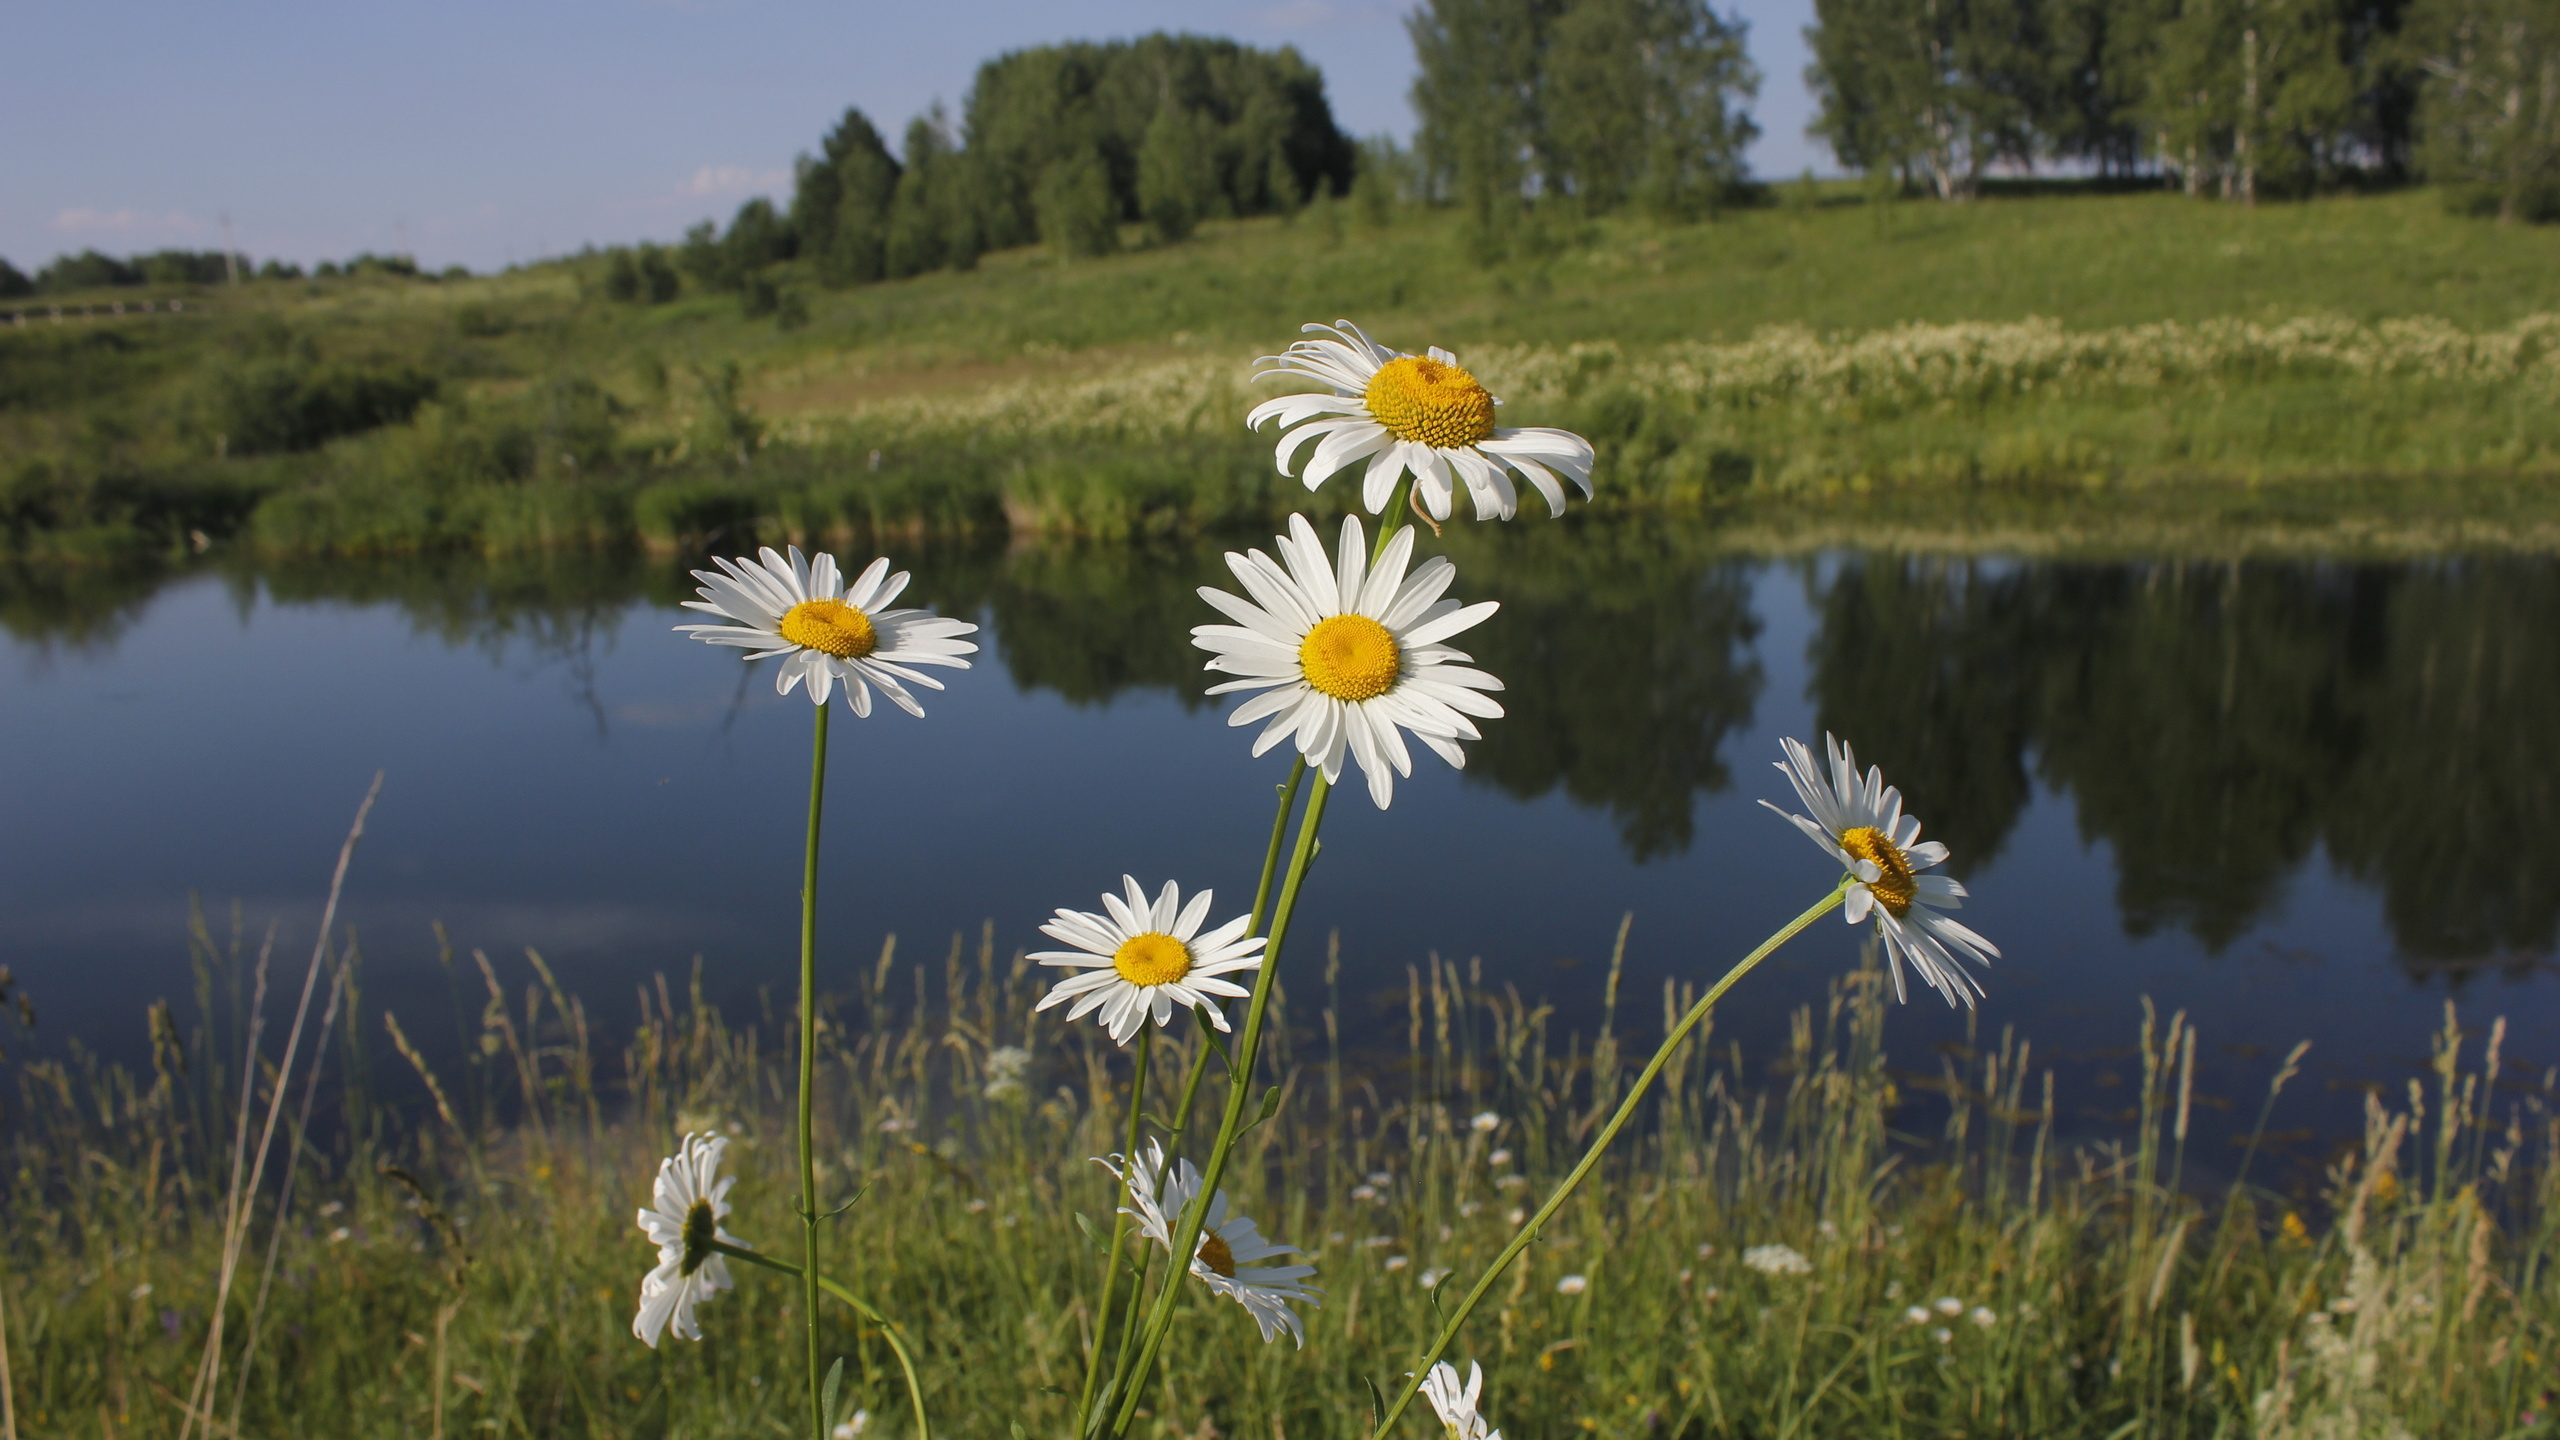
[{"left": 5, "top": 527, "right": 2554, "bottom": 1175}]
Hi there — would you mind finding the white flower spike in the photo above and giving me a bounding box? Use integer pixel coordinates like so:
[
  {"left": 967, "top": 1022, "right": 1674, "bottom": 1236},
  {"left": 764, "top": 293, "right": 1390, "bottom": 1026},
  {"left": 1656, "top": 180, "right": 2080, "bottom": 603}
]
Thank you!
[
  {"left": 676, "top": 546, "right": 976, "bottom": 714},
  {"left": 1249, "top": 319, "right": 1595, "bottom": 522},
  {"left": 632, "top": 1132, "right": 747, "bottom": 1346},
  {"left": 1192, "top": 513, "right": 1504, "bottom": 809},
  {"left": 1762, "top": 734, "right": 1999, "bottom": 1008},
  {"left": 1030, "top": 878, "right": 1267, "bottom": 1045}
]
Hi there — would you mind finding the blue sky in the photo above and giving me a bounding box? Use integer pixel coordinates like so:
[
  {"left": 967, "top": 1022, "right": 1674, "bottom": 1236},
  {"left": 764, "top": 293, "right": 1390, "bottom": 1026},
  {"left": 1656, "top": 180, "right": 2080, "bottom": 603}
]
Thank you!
[{"left": 1, "top": 0, "right": 1826, "bottom": 276}]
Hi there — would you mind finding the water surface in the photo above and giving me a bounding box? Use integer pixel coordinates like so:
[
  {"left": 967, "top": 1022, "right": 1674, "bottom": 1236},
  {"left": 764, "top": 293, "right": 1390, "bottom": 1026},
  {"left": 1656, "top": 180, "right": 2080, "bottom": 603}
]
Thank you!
[{"left": 5, "top": 530, "right": 2553, "bottom": 1175}]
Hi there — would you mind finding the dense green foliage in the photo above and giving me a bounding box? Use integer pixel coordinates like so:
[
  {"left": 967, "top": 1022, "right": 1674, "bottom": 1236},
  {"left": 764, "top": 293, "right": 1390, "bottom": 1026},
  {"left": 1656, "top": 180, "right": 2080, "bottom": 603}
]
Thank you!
[
  {"left": 2411, "top": 0, "right": 2560, "bottom": 219},
  {"left": 650, "top": 33, "right": 1357, "bottom": 297},
  {"left": 1801, "top": 0, "right": 2559, "bottom": 214},
  {"left": 1409, "top": 0, "right": 1760, "bottom": 249}
]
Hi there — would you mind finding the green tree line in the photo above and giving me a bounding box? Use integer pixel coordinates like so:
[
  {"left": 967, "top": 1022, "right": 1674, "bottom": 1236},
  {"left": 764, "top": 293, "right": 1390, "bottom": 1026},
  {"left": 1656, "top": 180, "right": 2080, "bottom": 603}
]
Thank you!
[
  {"left": 1804, "top": 0, "right": 2558, "bottom": 216},
  {"left": 0, "top": 250, "right": 460, "bottom": 300},
  {"left": 1407, "top": 0, "right": 1765, "bottom": 251},
  {"left": 664, "top": 31, "right": 1356, "bottom": 299}
]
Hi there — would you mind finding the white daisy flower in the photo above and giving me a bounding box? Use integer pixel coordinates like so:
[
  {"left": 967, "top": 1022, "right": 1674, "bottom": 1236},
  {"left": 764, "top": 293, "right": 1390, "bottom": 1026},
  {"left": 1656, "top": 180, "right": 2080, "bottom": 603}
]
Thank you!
[
  {"left": 632, "top": 1132, "right": 746, "bottom": 1346},
  {"left": 675, "top": 546, "right": 977, "bottom": 715},
  {"left": 1030, "top": 878, "right": 1266, "bottom": 1046},
  {"left": 1247, "top": 320, "right": 1595, "bottom": 522},
  {"left": 1108, "top": 1141, "right": 1321, "bottom": 1346},
  {"left": 1191, "top": 513, "right": 1503, "bottom": 810},
  {"left": 1420, "top": 1360, "right": 1503, "bottom": 1440},
  {"left": 1761, "top": 734, "right": 2000, "bottom": 1008}
]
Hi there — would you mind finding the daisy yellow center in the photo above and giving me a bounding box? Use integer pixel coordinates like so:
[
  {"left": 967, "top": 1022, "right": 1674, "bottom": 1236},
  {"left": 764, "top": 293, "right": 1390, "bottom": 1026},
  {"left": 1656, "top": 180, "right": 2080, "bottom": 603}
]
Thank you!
[
  {"left": 1112, "top": 932, "right": 1193, "bottom": 988},
  {"left": 1299, "top": 614, "right": 1401, "bottom": 702},
  {"left": 1364, "top": 355, "right": 1497, "bottom": 449},
  {"left": 1839, "top": 826, "right": 1918, "bottom": 918},
  {"left": 1197, "top": 1231, "right": 1238, "bottom": 1279},
  {"left": 681, "top": 1197, "right": 718, "bottom": 1276},
  {"left": 777, "top": 599, "right": 877, "bottom": 658}
]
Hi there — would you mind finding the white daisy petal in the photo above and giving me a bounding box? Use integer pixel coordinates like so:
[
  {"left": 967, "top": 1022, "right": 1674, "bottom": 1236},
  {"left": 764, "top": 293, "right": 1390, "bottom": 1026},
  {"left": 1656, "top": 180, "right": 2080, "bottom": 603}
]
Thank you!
[
  {"left": 1108, "top": 1142, "right": 1322, "bottom": 1348},
  {"left": 675, "top": 548, "right": 976, "bottom": 713},
  {"left": 1033, "top": 883, "right": 1266, "bottom": 1047},
  {"left": 1191, "top": 514, "right": 1509, "bottom": 810},
  {"left": 629, "top": 1133, "right": 748, "bottom": 1347},
  {"left": 1250, "top": 318, "right": 1594, "bottom": 524},
  {"left": 1761, "top": 734, "right": 1996, "bottom": 1008},
  {"left": 1421, "top": 1360, "right": 1502, "bottom": 1440}
]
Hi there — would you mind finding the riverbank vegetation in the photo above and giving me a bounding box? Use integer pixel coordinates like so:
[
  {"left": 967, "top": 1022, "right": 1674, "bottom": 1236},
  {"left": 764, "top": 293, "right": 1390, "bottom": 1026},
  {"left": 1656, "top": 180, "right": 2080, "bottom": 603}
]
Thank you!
[
  {"left": 7, "top": 185, "right": 2559, "bottom": 565},
  {"left": 0, "top": 911, "right": 2548, "bottom": 1439}
]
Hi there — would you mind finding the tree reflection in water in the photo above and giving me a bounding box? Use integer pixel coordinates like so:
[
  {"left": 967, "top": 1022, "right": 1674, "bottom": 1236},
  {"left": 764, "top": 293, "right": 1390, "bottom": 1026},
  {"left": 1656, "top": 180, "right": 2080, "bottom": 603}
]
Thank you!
[
  {"left": 1438, "top": 525, "right": 1762, "bottom": 860},
  {"left": 1811, "top": 555, "right": 2560, "bottom": 975},
  {"left": 12, "top": 537, "right": 2553, "bottom": 975}
]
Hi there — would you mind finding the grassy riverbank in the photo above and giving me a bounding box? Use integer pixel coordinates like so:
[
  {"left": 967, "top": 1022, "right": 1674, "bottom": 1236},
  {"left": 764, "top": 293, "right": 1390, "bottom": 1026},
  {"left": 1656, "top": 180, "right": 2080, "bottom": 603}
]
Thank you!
[
  {"left": 6, "top": 186, "right": 2559, "bottom": 562},
  {"left": 0, "top": 921, "right": 2548, "bottom": 1440}
]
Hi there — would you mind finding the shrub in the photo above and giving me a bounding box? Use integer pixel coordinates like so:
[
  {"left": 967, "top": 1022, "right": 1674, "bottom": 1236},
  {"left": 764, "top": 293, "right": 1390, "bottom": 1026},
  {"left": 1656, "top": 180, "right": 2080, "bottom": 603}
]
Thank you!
[
  {"left": 1036, "top": 150, "right": 1121, "bottom": 258},
  {"left": 207, "top": 360, "right": 439, "bottom": 455}
]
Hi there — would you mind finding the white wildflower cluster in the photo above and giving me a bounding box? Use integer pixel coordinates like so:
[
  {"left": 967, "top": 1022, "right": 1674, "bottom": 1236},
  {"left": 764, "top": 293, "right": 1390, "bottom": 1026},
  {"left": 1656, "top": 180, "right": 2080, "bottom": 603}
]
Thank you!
[
  {"left": 1461, "top": 313, "right": 2560, "bottom": 415},
  {"left": 792, "top": 314, "right": 2560, "bottom": 450},
  {"left": 1742, "top": 1243, "right": 1814, "bottom": 1276}
]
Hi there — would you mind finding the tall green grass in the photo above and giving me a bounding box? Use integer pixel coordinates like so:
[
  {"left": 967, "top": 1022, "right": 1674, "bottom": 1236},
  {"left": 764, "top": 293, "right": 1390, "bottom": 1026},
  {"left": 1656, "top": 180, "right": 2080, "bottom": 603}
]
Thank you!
[{"left": 3, "top": 909, "right": 2549, "bottom": 1438}]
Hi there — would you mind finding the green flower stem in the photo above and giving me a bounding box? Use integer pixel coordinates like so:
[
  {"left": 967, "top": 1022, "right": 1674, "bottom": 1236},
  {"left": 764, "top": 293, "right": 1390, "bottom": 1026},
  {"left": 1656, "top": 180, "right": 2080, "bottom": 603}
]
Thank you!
[
  {"left": 1107, "top": 774, "right": 1335, "bottom": 1439},
  {"left": 797, "top": 701, "right": 831, "bottom": 1440},
  {"left": 1091, "top": 757, "right": 1308, "bottom": 1434},
  {"left": 1073, "top": 1026, "right": 1151, "bottom": 1433},
  {"left": 1365, "top": 879, "right": 1851, "bottom": 1439},
  {"left": 1098, "top": 500, "right": 1406, "bottom": 1438},
  {"left": 709, "top": 1241, "right": 928, "bottom": 1440}
]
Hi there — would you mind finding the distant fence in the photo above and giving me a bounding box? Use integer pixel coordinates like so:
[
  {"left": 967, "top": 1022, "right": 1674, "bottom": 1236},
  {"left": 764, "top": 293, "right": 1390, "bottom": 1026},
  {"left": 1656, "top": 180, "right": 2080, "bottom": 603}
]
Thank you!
[{"left": 6, "top": 298, "right": 200, "bottom": 326}]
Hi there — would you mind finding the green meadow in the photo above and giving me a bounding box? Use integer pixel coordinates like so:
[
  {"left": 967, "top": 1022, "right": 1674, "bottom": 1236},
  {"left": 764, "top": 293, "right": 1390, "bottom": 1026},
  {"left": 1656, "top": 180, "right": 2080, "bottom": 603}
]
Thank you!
[
  {"left": 7, "top": 185, "right": 2560, "bottom": 564},
  {"left": 3, "top": 919, "right": 2548, "bottom": 1440}
]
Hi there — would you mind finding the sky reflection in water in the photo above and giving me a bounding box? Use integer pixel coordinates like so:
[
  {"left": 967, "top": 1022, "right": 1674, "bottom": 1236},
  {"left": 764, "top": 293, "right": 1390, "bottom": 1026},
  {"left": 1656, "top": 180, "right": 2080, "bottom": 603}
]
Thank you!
[{"left": 4, "top": 531, "right": 2554, "bottom": 1178}]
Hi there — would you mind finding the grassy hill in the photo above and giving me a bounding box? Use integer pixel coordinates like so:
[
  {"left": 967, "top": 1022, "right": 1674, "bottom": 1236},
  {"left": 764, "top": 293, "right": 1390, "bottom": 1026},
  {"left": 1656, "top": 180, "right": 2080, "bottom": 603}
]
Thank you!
[{"left": 7, "top": 185, "right": 2560, "bottom": 562}]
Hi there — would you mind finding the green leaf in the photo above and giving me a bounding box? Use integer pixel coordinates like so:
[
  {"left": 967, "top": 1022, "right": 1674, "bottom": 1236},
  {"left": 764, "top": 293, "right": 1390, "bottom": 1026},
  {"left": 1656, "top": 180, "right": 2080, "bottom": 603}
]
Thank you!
[
  {"left": 1361, "top": 1373, "right": 1388, "bottom": 1431},
  {"left": 1073, "top": 1210, "right": 1103, "bottom": 1252},
  {"left": 822, "top": 1357, "right": 845, "bottom": 1428}
]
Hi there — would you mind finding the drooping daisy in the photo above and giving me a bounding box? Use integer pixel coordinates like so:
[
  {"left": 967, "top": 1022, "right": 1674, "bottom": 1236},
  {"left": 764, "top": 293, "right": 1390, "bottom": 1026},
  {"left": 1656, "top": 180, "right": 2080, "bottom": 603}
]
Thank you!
[
  {"left": 1420, "top": 1360, "right": 1503, "bottom": 1440},
  {"left": 1192, "top": 513, "right": 1503, "bottom": 810},
  {"left": 1030, "top": 877, "right": 1266, "bottom": 1045},
  {"left": 1109, "top": 1140, "right": 1320, "bottom": 1346},
  {"left": 1246, "top": 320, "right": 1594, "bottom": 522},
  {"left": 1761, "top": 734, "right": 1999, "bottom": 1008},
  {"left": 675, "top": 546, "right": 977, "bottom": 715},
  {"left": 633, "top": 1132, "right": 747, "bottom": 1346}
]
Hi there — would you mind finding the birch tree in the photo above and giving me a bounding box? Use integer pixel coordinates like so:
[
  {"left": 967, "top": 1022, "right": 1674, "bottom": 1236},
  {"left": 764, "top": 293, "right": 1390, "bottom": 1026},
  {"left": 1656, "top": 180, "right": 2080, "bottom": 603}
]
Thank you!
[{"left": 2415, "top": 0, "right": 2560, "bottom": 220}]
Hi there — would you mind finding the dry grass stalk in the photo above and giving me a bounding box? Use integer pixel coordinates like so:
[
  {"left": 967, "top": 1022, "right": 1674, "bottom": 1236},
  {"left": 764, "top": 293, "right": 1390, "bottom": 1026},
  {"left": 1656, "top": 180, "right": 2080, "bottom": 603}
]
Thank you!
[{"left": 177, "top": 772, "right": 381, "bottom": 1440}]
